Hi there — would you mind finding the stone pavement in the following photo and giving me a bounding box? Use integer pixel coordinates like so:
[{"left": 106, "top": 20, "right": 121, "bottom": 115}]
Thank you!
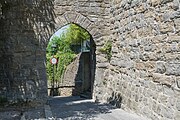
[
  {"left": 46, "top": 96, "right": 149, "bottom": 120},
  {"left": 0, "top": 105, "right": 45, "bottom": 120},
  {"left": 0, "top": 96, "right": 149, "bottom": 120}
]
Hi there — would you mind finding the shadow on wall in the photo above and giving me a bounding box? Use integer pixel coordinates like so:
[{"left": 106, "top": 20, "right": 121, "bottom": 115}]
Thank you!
[
  {"left": 73, "top": 37, "right": 96, "bottom": 98},
  {"left": 59, "top": 36, "right": 96, "bottom": 98},
  {"left": 72, "top": 52, "right": 91, "bottom": 96},
  {"left": 107, "top": 92, "right": 122, "bottom": 108},
  {"left": 0, "top": 0, "right": 56, "bottom": 103}
]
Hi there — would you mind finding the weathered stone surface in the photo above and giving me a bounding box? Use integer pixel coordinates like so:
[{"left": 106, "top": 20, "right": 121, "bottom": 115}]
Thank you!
[
  {"left": 0, "top": 0, "right": 106, "bottom": 104},
  {"left": 160, "top": 22, "right": 174, "bottom": 34},
  {"left": 173, "top": 0, "right": 180, "bottom": 10},
  {"left": 156, "top": 61, "right": 166, "bottom": 74},
  {"left": 177, "top": 77, "right": 180, "bottom": 88},
  {"left": 0, "top": 0, "right": 180, "bottom": 120},
  {"left": 152, "top": 73, "right": 175, "bottom": 86},
  {"left": 150, "top": 0, "right": 161, "bottom": 6},
  {"left": 176, "top": 99, "right": 180, "bottom": 111},
  {"left": 161, "top": 105, "right": 174, "bottom": 119},
  {"left": 175, "top": 111, "right": 180, "bottom": 120},
  {"left": 96, "top": 56, "right": 108, "bottom": 63},
  {"left": 165, "top": 63, "right": 180, "bottom": 76},
  {"left": 97, "top": 63, "right": 110, "bottom": 68}
]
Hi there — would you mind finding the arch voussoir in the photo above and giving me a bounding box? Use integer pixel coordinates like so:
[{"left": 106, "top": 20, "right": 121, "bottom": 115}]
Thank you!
[
  {"left": 89, "top": 28, "right": 98, "bottom": 37},
  {"left": 54, "top": 12, "right": 99, "bottom": 45},
  {"left": 55, "top": 17, "right": 64, "bottom": 28},
  {"left": 63, "top": 11, "right": 78, "bottom": 23},
  {"left": 75, "top": 14, "right": 86, "bottom": 27},
  {"left": 54, "top": 16, "right": 68, "bottom": 30},
  {"left": 86, "top": 23, "right": 94, "bottom": 33},
  {"left": 81, "top": 18, "right": 92, "bottom": 30}
]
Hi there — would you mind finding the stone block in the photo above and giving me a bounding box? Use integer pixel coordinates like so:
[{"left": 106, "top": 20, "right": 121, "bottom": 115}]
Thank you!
[
  {"left": 175, "top": 111, "right": 180, "bottom": 120},
  {"left": 139, "top": 52, "right": 150, "bottom": 61},
  {"left": 173, "top": 0, "right": 180, "bottom": 10},
  {"left": 160, "top": 105, "right": 174, "bottom": 119},
  {"left": 167, "top": 97, "right": 176, "bottom": 108},
  {"left": 156, "top": 61, "right": 166, "bottom": 74},
  {"left": 158, "top": 94, "right": 169, "bottom": 105},
  {"left": 112, "top": 46, "right": 119, "bottom": 53},
  {"left": 96, "top": 56, "right": 108, "bottom": 63},
  {"left": 150, "top": 0, "right": 161, "bottom": 6},
  {"left": 81, "top": 18, "right": 92, "bottom": 29},
  {"left": 161, "top": 0, "right": 173, "bottom": 4},
  {"left": 160, "top": 22, "right": 174, "bottom": 34},
  {"left": 176, "top": 99, "right": 180, "bottom": 111},
  {"left": 142, "top": 106, "right": 151, "bottom": 118},
  {"left": 163, "top": 85, "right": 175, "bottom": 98},
  {"left": 152, "top": 73, "right": 175, "bottom": 86},
  {"left": 97, "top": 63, "right": 110, "bottom": 68},
  {"left": 135, "top": 62, "right": 145, "bottom": 70},
  {"left": 165, "top": 63, "right": 180, "bottom": 76},
  {"left": 177, "top": 77, "right": 180, "bottom": 88},
  {"left": 168, "top": 35, "right": 180, "bottom": 43},
  {"left": 76, "top": 15, "right": 86, "bottom": 26},
  {"left": 152, "top": 100, "right": 158, "bottom": 112}
]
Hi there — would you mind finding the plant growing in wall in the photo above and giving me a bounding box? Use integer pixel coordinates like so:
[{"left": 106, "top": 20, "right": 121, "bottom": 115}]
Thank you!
[{"left": 99, "top": 40, "right": 112, "bottom": 62}]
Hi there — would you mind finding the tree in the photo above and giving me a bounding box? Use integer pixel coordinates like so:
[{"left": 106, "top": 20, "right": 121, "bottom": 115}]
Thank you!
[
  {"left": 46, "top": 24, "right": 90, "bottom": 84},
  {"left": 65, "top": 24, "right": 90, "bottom": 44}
]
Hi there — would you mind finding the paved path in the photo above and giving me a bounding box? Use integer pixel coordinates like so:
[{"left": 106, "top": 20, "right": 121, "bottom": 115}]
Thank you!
[{"left": 47, "top": 96, "right": 149, "bottom": 120}]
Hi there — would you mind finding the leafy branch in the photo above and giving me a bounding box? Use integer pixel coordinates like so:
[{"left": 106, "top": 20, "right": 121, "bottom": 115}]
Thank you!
[
  {"left": 99, "top": 40, "right": 112, "bottom": 62},
  {"left": 46, "top": 23, "right": 90, "bottom": 84}
]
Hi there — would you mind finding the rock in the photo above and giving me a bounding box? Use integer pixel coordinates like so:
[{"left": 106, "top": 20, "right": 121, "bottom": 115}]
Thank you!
[
  {"left": 165, "top": 63, "right": 180, "bottom": 76},
  {"left": 175, "top": 111, "right": 180, "bottom": 120},
  {"left": 97, "top": 63, "right": 110, "bottom": 68},
  {"left": 156, "top": 61, "right": 166, "bottom": 74},
  {"left": 150, "top": 0, "right": 161, "bottom": 6},
  {"left": 160, "top": 105, "right": 174, "bottom": 119},
  {"left": 176, "top": 99, "right": 180, "bottom": 111},
  {"left": 173, "top": 0, "right": 180, "bottom": 10},
  {"left": 152, "top": 73, "right": 175, "bottom": 86},
  {"left": 160, "top": 22, "right": 174, "bottom": 34},
  {"left": 177, "top": 77, "right": 180, "bottom": 88}
]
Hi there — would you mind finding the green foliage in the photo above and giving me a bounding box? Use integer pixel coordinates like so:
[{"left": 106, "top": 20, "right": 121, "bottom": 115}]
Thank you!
[
  {"left": 66, "top": 24, "right": 90, "bottom": 44},
  {"left": 46, "top": 24, "right": 90, "bottom": 84},
  {"left": 46, "top": 35, "right": 76, "bottom": 83},
  {"left": 99, "top": 40, "right": 112, "bottom": 62}
]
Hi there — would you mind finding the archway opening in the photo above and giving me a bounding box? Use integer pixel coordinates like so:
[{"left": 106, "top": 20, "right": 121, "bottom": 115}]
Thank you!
[{"left": 46, "top": 23, "right": 96, "bottom": 98}]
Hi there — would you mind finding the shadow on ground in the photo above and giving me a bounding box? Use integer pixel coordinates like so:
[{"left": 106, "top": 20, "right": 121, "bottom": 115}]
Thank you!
[
  {"left": 0, "top": 106, "right": 45, "bottom": 120},
  {"left": 49, "top": 96, "right": 116, "bottom": 120}
]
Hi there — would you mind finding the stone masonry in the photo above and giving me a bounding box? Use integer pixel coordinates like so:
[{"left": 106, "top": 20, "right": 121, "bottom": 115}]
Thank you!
[
  {"left": 0, "top": 0, "right": 109, "bottom": 104},
  {"left": 94, "top": 0, "right": 180, "bottom": 120},
  {"left": 0, "top": 0, "right": 180, "bottom": 120}
]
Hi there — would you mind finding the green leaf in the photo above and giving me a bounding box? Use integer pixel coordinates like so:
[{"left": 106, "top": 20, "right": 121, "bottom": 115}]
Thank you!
[{"left": 46, "top": 24, "right": 90, "bottom": 83}]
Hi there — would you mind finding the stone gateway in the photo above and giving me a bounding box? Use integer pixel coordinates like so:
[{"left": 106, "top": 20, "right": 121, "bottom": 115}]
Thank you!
[{"left": 0, "top": 0, "right": 179, "bottom": 120}]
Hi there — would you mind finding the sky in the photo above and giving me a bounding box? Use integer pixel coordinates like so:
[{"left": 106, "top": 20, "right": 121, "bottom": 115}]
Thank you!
[{"left": 50, "top": 25, "right": 69, "bottom": 41}]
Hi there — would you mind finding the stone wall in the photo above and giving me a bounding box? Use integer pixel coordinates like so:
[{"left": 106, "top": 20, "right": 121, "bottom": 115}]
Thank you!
[
  {"left": 0, "top": 0, "right": 110, "bottom": 104},
  {"left": 94, "top": 0, "right": 180, "bottom": 120},
  {"left": 0, "top": 0, "right": 55, "bottom": 103},
  {"left": 59, "top": 87, "right": 74, "bottom": 97},
  {"left": 56, "top": 52, "right": 92, "bottom": 97},
  {"left": 0, "top": 0, "right": 180, "bottom": 119},
  {"left": 0, "top": 2, "right": 7, "bottom": 100}
]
